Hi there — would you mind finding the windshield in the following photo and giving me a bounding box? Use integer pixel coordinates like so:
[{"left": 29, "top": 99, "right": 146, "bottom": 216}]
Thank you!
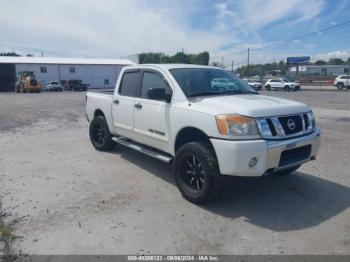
[
  {"left": 170, "top": 68, "right": 257, "bottom": 97},
  {"left": 51, "top": 82, "right": 59, "bottom": 85}
]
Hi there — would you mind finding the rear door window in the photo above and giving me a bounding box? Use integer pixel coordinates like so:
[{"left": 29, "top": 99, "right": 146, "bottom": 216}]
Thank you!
[{"left": 119, "top": 71, "right": 141, "bottom": 97}]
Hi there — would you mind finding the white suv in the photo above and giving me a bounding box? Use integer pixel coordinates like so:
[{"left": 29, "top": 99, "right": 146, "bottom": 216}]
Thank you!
[
  {"left": 334, "top": 75, "right": 350, "bottom": 89},
  {"left": 264, "top": 78, "right": 300, "bottom": 91}
]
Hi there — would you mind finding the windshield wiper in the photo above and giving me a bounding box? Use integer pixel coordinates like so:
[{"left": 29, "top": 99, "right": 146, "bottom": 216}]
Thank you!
[
  {"left": 187, "top": 90, "right": 258, "bottom": 97},
  {"left": 187, "top": 92, "right": 223, "bottom": 97},
  {"left": 230, "top": 90, "right": 258, "bottom": 94}
]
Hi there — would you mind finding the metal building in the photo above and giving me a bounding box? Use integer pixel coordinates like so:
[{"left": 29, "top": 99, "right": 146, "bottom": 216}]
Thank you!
[
  {"left": 288, "top": 65, "right": 350, "bottom": 79},
  {"left": 0, "top": 57, "right": 134, "bottom": 92}
]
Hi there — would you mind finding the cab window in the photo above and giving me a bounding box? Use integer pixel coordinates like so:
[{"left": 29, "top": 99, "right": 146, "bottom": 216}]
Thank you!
[
  {"left": 141, "top": 71, "right": 171, "bottom": 101},
  {"left": 119, "top": 71, "right": 140, "bottom": 97}
]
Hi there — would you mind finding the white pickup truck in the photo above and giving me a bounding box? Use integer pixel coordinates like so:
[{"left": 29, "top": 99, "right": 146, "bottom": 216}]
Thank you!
[{"left": 86, "top": 64, "right": 321, "bottom": 203}]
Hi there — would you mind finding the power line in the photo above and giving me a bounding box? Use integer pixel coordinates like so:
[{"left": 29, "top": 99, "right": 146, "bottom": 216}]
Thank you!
[
  {"left": 252, "top": 19, "right": 350, "bottom": 51},
  {"left": 211, "top": 19, "right": 350, "bottom": 60}
]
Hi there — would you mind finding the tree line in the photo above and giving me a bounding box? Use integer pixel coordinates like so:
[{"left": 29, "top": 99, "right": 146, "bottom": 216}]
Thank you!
[
  {"left": 0, "top": 52, "right": 35, "bottom": 57},
  {"left": 0, "top": 52, "right": 21, "bottom": 56},
  {"left": 139, "top": 51, "right": 209, "bottom": 65}
]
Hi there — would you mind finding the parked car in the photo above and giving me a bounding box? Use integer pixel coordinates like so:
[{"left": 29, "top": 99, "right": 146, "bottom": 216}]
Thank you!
[
  {"left": 67, "top": 79, "right": 89, "bottom": 91},
  {"left": 264, "top": 78, "right": 300, "bottom": 91},
  {"left": 211, "top": 78, "right": 235, "bottom": 91},
  {"left": 334, "top": 75, "right": 350, "bottom": 89},
  {"left": 243, "top": 79, "right": 262, "bottom": 90},
  {"left": 45, "top": 81, "right": 63, "bottom": 92},
  {"left": 86, "top": 64, "right": 320, "bottom": 203}
]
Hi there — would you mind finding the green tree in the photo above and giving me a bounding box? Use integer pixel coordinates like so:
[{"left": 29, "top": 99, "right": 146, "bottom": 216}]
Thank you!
[
  {"left": 328, "top": 58, "right": 344, "bottom": 65},
  {"left": 138, "top": 51, "right": 210, "bottom": 65},
  {"left": 315, "top": 60, "right": 327, "bottom": 65},
  {"left": 0, "top": 52, "right": 21, "bottom": 56}
]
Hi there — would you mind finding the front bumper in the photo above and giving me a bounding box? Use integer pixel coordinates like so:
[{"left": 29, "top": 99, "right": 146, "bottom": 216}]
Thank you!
[{"left": 210, "top": 128, "right": 321, "bottom": 176}]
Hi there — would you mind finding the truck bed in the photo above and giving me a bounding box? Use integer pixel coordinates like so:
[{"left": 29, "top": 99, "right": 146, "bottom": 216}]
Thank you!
[{"left": 85, "top": 91, "right": 114, "bottom": 124}]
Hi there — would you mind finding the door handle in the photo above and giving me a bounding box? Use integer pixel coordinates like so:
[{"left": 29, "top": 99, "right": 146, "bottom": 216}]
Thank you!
[
  {"left": 113, "top": 99, "right": 119, "bottom": 105},
  {"left": 134, "top": 103, "right": 142, "bottom": 109}
]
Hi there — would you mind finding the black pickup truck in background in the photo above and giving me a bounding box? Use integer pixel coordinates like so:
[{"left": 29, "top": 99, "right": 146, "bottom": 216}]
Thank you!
[{"left": 62, "top": 79, "right": 89, "bottom": 91}]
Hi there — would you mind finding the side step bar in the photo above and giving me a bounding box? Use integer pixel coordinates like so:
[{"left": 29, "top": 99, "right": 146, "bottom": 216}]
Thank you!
[{"left": 112, "top": 137, "right": 173, "bottom": 163}]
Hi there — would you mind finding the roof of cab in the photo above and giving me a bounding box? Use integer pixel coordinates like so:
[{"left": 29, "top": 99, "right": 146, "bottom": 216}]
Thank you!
[{"left": 124, "top": 63, "right": 222, "bottom": 70}]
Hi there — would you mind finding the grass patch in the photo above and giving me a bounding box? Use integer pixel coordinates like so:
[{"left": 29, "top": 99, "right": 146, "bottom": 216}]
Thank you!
[{"left": 0, "top": 226, "right": 12, "bottom": 238}]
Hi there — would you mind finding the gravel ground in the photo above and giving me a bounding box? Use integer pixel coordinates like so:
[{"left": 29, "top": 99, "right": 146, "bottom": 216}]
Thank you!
[{"left": 0, "top": 91, "right": 350, "bottom": 255}]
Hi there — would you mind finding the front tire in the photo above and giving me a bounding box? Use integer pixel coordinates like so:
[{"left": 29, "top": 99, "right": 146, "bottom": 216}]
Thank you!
[
  {"left": 174, "top": 142, "right": 224, "bottom": 204},
  {"left": 284, "top": 85, "right": 291, "bottom": 91},
  {"left": 89, "top": 116, "right": 116, "bottom": 151},
  {"left": 265, "top": 85, "right": 271, "bottom": 91}
]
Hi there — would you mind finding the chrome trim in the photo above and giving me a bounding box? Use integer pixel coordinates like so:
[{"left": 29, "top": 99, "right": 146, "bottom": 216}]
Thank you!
[
  {"left": 301, "top": 114, "right": 306, "bottom": 130},
  {"left": 256, "top": 112, "right": 315, "bottom": 140},
  {"left": 271, "top": 117, "right": 285, "bottom": 136},
  {"left": 267, "top": 128, "right": 320, "bottom": 149},
  {"left": 274, "top": 159, "right": 310, "bottom": 172},
  {"left": 112, "top": 137, "right": 173, "bottom": 163},
  {"left": 256, "top": 118, "right": 272, "bottom": 138}
]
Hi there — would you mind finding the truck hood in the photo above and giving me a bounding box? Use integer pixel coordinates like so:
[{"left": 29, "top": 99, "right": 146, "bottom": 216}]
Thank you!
[{"left": 188, "top": 94, "right": 309, "bottom": 117}]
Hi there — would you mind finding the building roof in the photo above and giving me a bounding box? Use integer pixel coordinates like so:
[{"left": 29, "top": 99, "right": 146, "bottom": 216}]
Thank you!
[
  {"left": 0, "top": 56, "right": 134, "bottom": 65},
  {"left": 305, "top": 64, "right": 350, "bottom": 68}
]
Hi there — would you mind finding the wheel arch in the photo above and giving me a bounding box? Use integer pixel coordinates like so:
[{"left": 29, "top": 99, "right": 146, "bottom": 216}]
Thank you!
[
  {"left": 174, "top": 127, "right": 216, "bottom": 154},
  {"left": 94, "top": 109, "right": 106, "bottom": 118}
]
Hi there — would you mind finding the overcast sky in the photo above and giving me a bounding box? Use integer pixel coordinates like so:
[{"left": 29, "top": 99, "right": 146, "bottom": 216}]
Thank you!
[{"left": 0, "top": 0, "right": 349, "bottom": 67}]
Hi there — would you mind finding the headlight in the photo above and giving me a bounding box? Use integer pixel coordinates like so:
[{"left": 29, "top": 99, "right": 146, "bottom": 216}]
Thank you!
[{"left": 215, "top": 114, "right": 259, "bottom": 136}]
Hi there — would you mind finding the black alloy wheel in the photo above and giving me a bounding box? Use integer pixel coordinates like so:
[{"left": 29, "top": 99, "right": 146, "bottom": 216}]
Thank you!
[
  {"left": 89, "top": 116, "right": 116, "bottom": 151},
  {"left": 175, "top": 142, "right": 224, "bottom": 203},
  {"left": 180, "top": 154, "right": 206, "bottom": 192}
]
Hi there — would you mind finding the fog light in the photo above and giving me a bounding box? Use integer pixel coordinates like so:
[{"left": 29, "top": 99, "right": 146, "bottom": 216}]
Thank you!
[{"left": 248, "top": 157, "right": 258, "bottom": 167}]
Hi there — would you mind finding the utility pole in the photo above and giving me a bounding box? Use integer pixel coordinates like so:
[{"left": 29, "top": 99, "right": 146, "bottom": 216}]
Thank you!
[
  {"left": 231, "top": 60, "right": 234, "bottom": 72},
  {"left": 247, "top": 48, "right": 250, "bottom": 66},
  {"left": 247, "top": 48, "right": 250, "bottom": 76},
  {"left": 221, "top": 56, "right": 224, "bottom": 68}
]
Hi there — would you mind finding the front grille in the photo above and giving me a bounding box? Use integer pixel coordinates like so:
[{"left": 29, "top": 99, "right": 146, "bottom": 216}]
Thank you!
[
  {"left": 279, "top": 115, "right": 303, "bottom": 135},
  {"left": 266, "top": 118, "right": 277, "bottom": 136},
  {"left": 256, "top": 112, "right": 313, "bottom": 139},
  {"left": 303, "top": 114, "right": 309, "bottom": 130},
  {"left": 279, "top": 145, "right": 311, "bottom": 167}
]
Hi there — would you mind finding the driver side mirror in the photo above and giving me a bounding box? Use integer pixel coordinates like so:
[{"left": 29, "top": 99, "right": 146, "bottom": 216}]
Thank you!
[{"left": 148, "top": 88, "right": 172, "bottom": 103}]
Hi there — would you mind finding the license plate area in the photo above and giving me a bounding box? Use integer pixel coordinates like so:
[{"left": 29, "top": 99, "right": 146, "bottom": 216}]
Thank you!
[{"left": 279, "top": 145, "right": 312, "bottom": 167}]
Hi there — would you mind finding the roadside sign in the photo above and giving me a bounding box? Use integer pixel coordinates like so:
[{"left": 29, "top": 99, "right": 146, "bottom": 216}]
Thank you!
[{"left": 287, "top": 56, "right": 310, "bottom": 64}]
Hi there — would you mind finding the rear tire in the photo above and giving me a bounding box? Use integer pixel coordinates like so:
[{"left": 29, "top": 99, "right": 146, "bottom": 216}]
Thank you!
[
  {"left": 265, "top": 85, "right": 271, "bottom": 91},
  {"left": 174, "top": 142, "right": 225, "bottom": 204},
  {"left": 337, "top": 82, "right": 344, "bottom": 90},
  {"left": 89, "top": 116, "right": 116, "bottom": 151}
]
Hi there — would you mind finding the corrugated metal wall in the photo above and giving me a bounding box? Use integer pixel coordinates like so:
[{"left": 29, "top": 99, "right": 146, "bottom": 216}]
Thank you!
[{"left": 15, "top": 63, "right": 125, "bottom": 89}]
